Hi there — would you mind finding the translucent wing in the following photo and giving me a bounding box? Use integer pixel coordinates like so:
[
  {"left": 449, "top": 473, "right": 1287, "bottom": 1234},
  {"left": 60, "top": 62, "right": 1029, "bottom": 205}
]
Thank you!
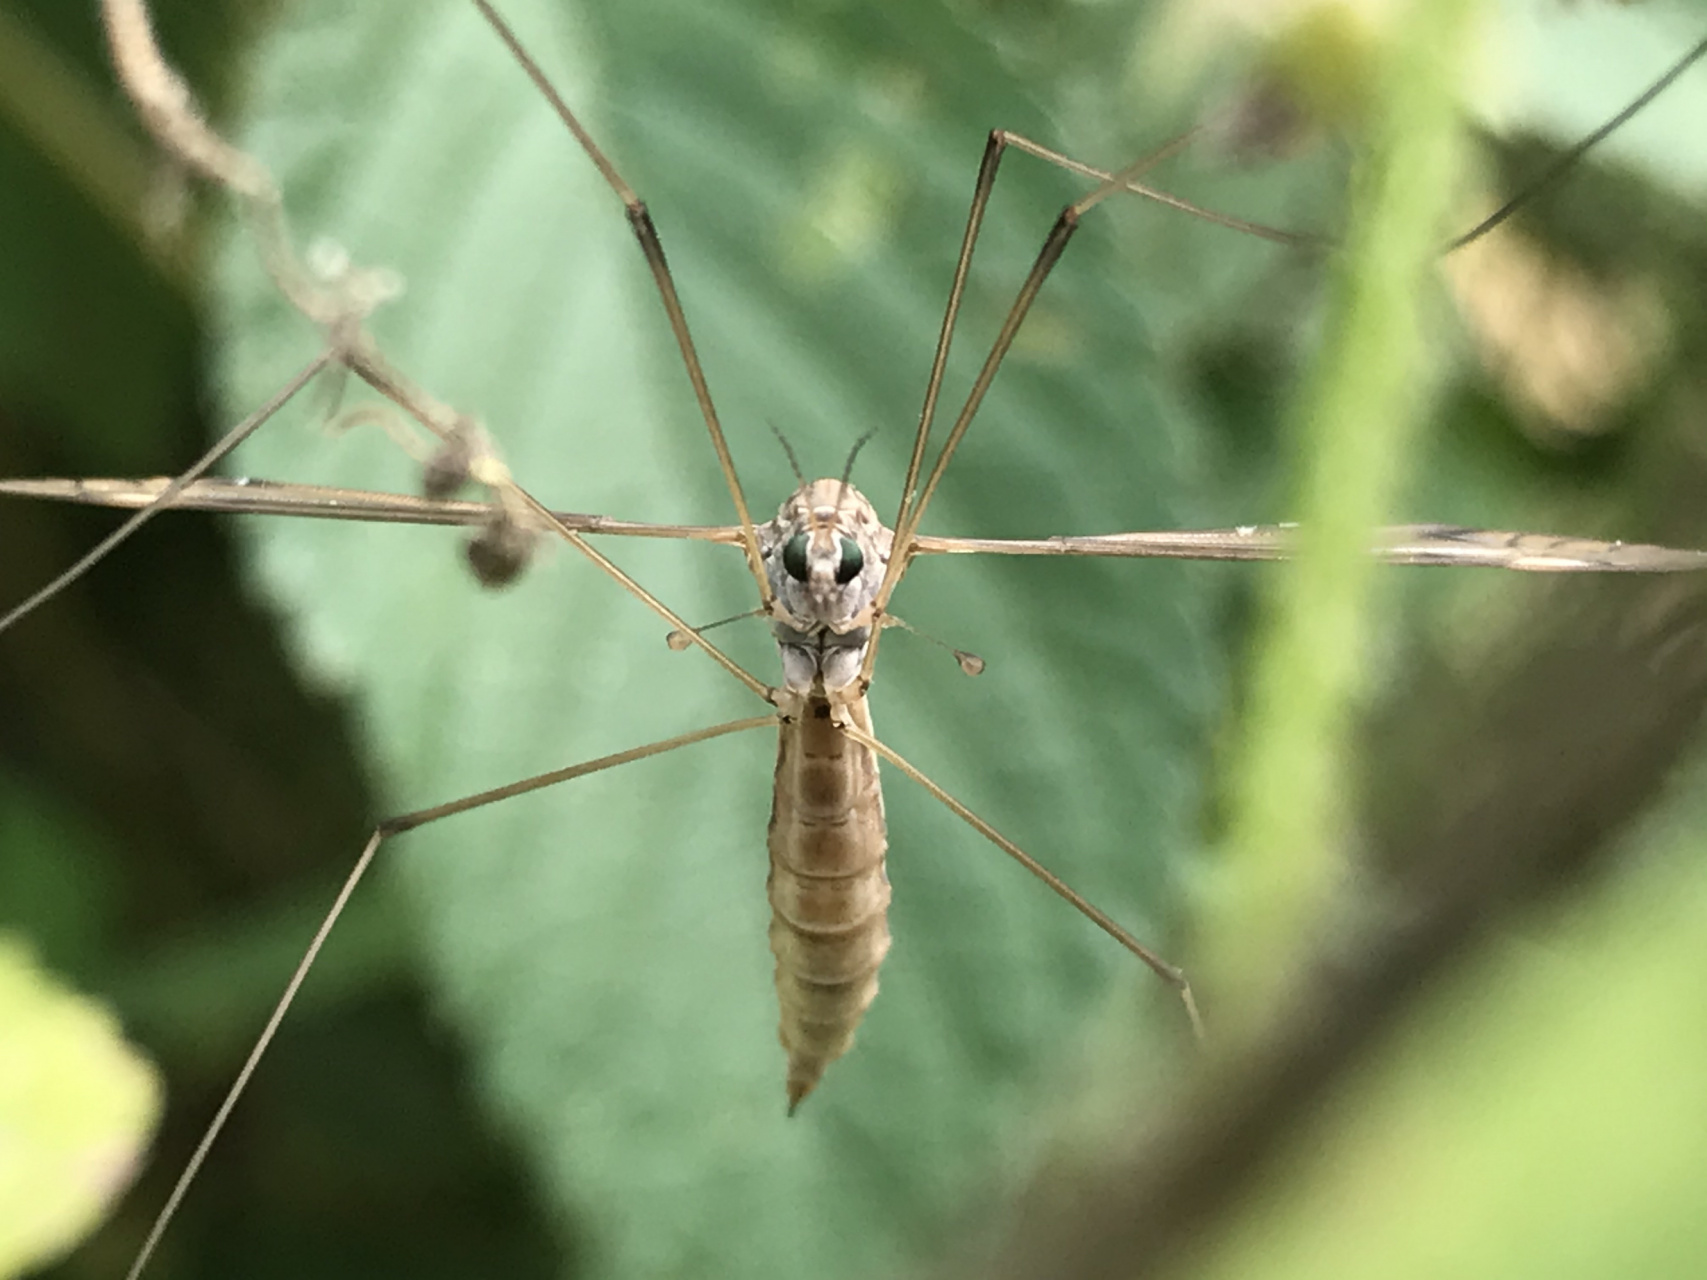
[
  {"left": 911, "top": 526, "right": 1707, "bottom": 573},
  {"left": 7, "top": 476, "right": 1704, "bottom": 573},
  {"left": 0, "top": 477, "right": 742, "bottom": 543}
]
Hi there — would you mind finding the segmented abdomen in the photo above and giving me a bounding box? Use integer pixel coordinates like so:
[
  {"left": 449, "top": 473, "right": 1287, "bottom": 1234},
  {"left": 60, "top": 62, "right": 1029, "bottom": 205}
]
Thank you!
[{"left": 766, "top": 691, "right": 891, "bottom": 1112}]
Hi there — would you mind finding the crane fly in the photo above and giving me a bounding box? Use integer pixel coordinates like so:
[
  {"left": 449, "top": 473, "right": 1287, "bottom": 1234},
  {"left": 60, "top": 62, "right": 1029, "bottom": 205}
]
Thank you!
[{"left": 6, "top": 0, "right": 1707, "bottom": 1276}]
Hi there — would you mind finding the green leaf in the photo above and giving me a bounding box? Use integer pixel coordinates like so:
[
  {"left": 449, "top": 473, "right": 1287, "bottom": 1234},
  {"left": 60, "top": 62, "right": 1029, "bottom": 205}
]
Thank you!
[{"left": 214, "top": 1, "right": 1221, "bottom": 1276}]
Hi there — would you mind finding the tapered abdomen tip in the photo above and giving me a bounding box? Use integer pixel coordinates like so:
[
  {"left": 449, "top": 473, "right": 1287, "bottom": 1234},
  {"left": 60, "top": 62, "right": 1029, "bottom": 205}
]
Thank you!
[{"left": 786, "top": 1076, "right": 816, "bottom": 1116}]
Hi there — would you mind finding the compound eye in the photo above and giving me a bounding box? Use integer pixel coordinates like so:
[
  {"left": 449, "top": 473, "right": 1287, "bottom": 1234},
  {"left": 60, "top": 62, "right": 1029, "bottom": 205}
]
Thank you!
[
  {"left": 835, "top": 537, "right": 864, "bottom": 585},
  {"left": 782, "top": 532, "right": 810, "bottom": 582}
]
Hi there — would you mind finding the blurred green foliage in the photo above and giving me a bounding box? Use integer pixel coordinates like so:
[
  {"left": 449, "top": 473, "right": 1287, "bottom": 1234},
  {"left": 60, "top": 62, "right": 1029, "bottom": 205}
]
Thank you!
[
  {"left": 1203, "top": 0, "right": 1478, "bottom": 1024},
  {"left": 3, "top": 1, "right": 1707, "bottom": 1278},
  {"left": 0, "top": 937, "right": 159, "bottom": 1277},
  {"left": 1167, "top": 762, "right": 1707, "bottom": 1280}
]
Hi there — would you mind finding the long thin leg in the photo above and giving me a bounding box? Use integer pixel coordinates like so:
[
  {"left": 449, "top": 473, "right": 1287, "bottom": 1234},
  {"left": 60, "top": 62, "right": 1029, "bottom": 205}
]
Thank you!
[
  {"left": 860, "top": 143, "right": 1169, "bottom": 686},
  {"left": 0, "top": 351, "right": 333, "bottom": 636},
  {"left": 122, "top": 712, "right": 777, "bottom": 1280},
  {"left": 1447, "top": 31, "right": 1707, "bottom": 250},
  {"left": 997, "top": 131, "right": 1325, "bottom": 249},
  {"left": 859, "top": 31, "right": 1707, "bottom": 687},
  {"left": 471, "top": 0, "right": 771, "bottom": 611},
  {"left": 996, "top": 28, "right": 1707, "bottom": 259},
  {"left": 886, "top": 130, "right": 1001, "bottom": 559},
  {"left": 888, "top": 128, "right": 1218, "bottom": 566},
  {"left": 833, "top": 718, "right": 1204, "bottom": 1041},
  {"left": 352, "top": 336, "right": 777, "bottom": 700},
  {"left": 88, "top": 0, "right": 776, "bottom": 704}
]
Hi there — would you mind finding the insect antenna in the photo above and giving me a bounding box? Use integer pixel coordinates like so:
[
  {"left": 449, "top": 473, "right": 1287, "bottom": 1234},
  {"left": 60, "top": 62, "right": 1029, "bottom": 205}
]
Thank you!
[
  {"left": 768, "top": 424, "right": 808, "bottom": 486},
  {"left": 833, "top": 428, "right": 879, "bottom": 514}
]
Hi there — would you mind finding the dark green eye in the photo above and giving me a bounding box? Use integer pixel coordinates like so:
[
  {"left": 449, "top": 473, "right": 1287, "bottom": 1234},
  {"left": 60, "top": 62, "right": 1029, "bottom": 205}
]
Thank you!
[
  {"left": 835, "top": 537, "right": 864, "bottom": 585},
  {"left": 782, "top": 532, "right": 810, "bottom": 582}
]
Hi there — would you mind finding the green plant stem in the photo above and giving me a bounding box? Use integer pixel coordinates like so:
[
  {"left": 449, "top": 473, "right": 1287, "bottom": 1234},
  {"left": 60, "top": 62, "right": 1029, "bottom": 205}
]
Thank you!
[{"left": 1203, "top": 0, "right": 1481, "bottom": 1032}]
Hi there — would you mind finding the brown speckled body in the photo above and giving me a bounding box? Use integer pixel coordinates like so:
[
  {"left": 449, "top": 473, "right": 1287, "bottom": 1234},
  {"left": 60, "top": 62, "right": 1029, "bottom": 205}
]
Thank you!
[
  {"left": 757, "top": 477, "right": 894, "bottom": 1109},
  {"left": 765, "top": 688, "right": 891, "bottom": 1112}
]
